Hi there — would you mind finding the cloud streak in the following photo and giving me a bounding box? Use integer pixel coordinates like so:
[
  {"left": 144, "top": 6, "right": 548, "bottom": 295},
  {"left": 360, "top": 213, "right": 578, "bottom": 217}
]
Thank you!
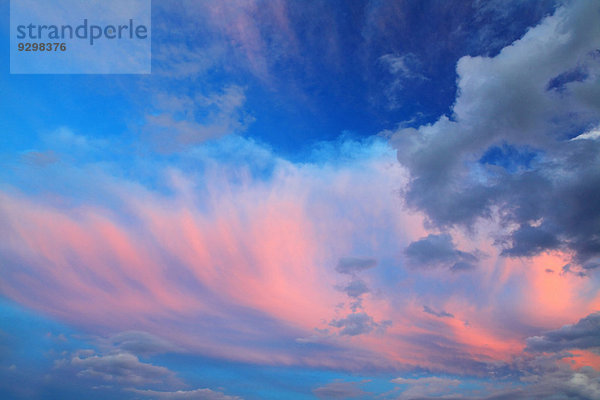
[{"left": 0, "top": 136, "right": 417, "bottom": 368}]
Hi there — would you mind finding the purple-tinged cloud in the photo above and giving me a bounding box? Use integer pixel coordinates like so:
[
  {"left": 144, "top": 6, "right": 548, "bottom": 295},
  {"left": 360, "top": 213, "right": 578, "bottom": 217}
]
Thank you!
[
  {"left": 423, "top": 306, "right": 454, "bottom": 319},
  {"left": 341, "top": 279, "right": 370, "bottom": 299},
  {"left": 313, "top": 381, "right": 368, "bottom": 399},
  {"left": 55, "top": 352, "right": 178, "bottom": 386},
  {"left": 335, "top": 257, "right": 377, "bottom": 275},
  {"left": 392, "top": 376, "right": 461, "bottom": 399},
  {"left": 404, "top": 233, "right": 478, "bottom": 271},
  {"left": 526, "top": 312, "right": 600, "bottom": 353},
  {"left": 103, "top": 331, "right": 180, "bottom": 356}
]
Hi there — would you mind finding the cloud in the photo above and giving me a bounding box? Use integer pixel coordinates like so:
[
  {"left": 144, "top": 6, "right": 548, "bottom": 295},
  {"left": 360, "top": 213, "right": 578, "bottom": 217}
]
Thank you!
[
  {"left": 392, "top": 365, "right": 600, "bottom": 399},
  {"left": 525, "top": 312, "right": 600, "bottom": 353},
  {"left": 379, "top": 53, "right": 424, "bottom": 80},
  {"left": 102, "top": 331, "right": 179, "bottom": 356},
  {"left": 571, "top": 125, "right": 600, "bottom": 141},
  {"left": 378, "top": 53, "right": 428, "bottom": 109},
  {"left": 478, "top": 365, "right": 600, "bottom": 400},
  {"left": 391, "top": 367, "right": 600, "bottom": 399},
  {"left": 328, "top": 254, "right": 391, "bottom": 336},
  {"left": 143, "top": 86, "right": 254, "bottom": 151},
  {"left": 153, "top": 0, "right": 299, "bottom": 82},
  {"left": 0, "top": 135, "right": 414, "bottom": 368},
  {"left": 328, "top": 312, "right": 391, "bottom": 337},
  {"left": 389, "top": 0, "right": 600, "bottom": 267},
  {"left": 4, "top": 127, "right": 600, "bottom": 378},
  {"left": 392, "top": 376, "right": 461, "bottom": 399},
  {"left": 57, "top": 352, "right": 177, "bottom": 386},
  {"left": 329, "top": 312, "right": 378, "bottom": 336},
  {"left": 4, "top": 129, "right": 599, "bottom": 374},
  {"left": 6, "top": 0, "right": 600, "bottom": 397},
  {"left": 423, "top": 306, "right": 454, "bottom": 319},
  {"left": 335, "top": 257, "right": 377, "bottom": 275},
  {"left": 130, "top": 388, "right": 242, "bottom": 400},
  {"left": 500, "top": 224, "right": 561, "bottom": 258},
  {"left": 152, "top": 43, "right": 226, "bottom": 79},
  {"left": 404, "top": 234, "right": 478, "bottom": 271},
  {"left": 312, "top": 381, "right": 368, "bottom": 399},
  {"left": 340, "top": 279, "right": 370, "bottom": 298}
]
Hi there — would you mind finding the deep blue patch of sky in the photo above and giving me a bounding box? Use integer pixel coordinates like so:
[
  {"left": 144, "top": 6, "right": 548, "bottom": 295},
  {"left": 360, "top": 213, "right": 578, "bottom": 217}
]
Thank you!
[{"left": 0, "top": 0, "right": 558, "bottom": 160}]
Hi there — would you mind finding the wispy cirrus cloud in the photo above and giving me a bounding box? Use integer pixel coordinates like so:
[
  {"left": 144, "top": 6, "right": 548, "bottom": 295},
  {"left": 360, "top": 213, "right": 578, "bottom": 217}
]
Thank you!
[
  {"left": 2, "top": 130, "right": 600, "bottom": 376},
  {"left": 142, "top": 85, "right": 254, "bottom": 151},
  {"left": 3, "top": 0, "right": 600, "bottom": 398},
  {"left": 0, "top": 135, "right": 418, "bottom": 369}
]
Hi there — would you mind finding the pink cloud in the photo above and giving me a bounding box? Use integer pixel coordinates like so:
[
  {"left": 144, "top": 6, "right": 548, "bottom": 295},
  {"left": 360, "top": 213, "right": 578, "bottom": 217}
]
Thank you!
[{"left": 1, "top": 139, "right": 599, "bottom": 373}]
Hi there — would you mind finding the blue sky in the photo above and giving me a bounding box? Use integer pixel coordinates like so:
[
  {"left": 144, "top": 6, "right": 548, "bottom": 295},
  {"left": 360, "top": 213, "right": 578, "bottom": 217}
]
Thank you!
[
  {"left": 1, "top": 0, "right": 600, "bottom": 399},
  {"left": 0, "top": 0, "right": 556, "bottom": 155}
]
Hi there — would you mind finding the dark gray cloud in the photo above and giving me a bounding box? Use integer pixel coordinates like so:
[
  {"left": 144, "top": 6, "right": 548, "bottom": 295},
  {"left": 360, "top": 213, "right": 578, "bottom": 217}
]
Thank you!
[
  {"left": 562, "top": 263, "right": 588, "bottom": 278},
  {"left": 423, "top": 305, "right": 454, "bottom": 318},
  {"left": 525, "top": 312, "right": 600, "bottom": 353},
  {"left": 335, "top": 257, "right": 377, "bottom": 275},
  {"left": 328, "top": 312, "right": 391, "bottom": 337},
  {"left": 329, "top": 312, "right": 377, "bottom": 336},
  {"left": 500, "top": 224, "right": 561, "bottom": 257},
  {"left": 313, "top": 381, "right": 368, "bottom": 399},
  {"left": 390, "top": 0, "right": 600, "bottom": 268},
  {"left": 341, "top": 279, "right": 370, "bottom": 298},
  {"left": 330, "top": 257, "right": 390, "bottom": 335},
  {"left": 404, "top": 233, "right": 478, "bottom": 270}
]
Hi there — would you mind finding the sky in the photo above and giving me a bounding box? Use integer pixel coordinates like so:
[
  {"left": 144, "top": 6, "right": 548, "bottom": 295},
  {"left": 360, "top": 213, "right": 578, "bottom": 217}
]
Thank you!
[{"left": 1, "top": 0, "right": 600, "bottom": 399}]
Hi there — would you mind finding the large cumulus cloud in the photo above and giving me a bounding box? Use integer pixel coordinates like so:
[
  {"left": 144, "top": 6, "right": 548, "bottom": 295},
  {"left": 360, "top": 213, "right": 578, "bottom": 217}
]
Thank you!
[{"left": 390, "top": 0, "right": 600, "bottom": 269}]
